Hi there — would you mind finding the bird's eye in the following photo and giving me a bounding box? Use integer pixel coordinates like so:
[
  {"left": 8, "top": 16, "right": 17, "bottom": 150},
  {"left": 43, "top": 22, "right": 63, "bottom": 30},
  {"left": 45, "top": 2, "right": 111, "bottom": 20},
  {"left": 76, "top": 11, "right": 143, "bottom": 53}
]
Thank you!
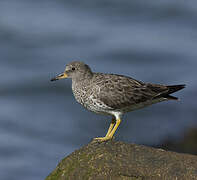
[{"left": 72, "top": 67, "right": 75, "bottom": 71}]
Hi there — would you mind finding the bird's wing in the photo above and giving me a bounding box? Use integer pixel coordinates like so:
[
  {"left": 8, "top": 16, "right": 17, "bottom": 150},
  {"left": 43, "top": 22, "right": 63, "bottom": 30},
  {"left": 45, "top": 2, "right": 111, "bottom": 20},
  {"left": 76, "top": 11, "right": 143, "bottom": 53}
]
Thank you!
[{"left": 92, "top": 74, "right": 168, "bottom": 110}]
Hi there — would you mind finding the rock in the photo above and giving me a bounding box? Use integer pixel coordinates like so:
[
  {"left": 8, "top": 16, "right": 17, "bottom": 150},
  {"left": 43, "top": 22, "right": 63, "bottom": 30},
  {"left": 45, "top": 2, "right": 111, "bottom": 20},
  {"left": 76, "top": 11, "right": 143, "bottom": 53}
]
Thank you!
[{"left": 45, "top": 140, "right": 197, "bottom": 180}]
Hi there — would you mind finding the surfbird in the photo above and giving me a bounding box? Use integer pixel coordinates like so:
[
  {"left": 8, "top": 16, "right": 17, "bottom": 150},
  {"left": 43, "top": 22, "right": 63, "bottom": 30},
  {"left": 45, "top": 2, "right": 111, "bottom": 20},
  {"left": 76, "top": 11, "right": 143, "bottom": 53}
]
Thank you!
[{"left": 51, "top": 61, "right": 185, "bottom": 142}]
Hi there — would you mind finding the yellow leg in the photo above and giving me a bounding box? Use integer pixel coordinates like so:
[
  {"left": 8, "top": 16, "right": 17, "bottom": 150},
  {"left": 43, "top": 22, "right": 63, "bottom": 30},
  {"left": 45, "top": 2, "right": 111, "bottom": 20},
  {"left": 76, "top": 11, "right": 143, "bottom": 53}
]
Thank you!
[
  {"left": 104, "top": 123, "right": 114, "bottom": 137},
  {"left": 105, "top": 117, "right": 116, "bottom": 137},
  {"left": 94, "top": 118, "right": 121, "bottom": 142},
  {"left": 107, "top": 118, "right": 121, "bottom": 139}
]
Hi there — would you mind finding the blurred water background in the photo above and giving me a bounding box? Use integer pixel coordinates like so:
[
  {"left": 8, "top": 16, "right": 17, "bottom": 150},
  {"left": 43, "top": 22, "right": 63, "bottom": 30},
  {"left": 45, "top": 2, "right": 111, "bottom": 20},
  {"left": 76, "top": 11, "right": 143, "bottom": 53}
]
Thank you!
[{"left": 0, "top": 0, "right": 197, "bottom": 179}]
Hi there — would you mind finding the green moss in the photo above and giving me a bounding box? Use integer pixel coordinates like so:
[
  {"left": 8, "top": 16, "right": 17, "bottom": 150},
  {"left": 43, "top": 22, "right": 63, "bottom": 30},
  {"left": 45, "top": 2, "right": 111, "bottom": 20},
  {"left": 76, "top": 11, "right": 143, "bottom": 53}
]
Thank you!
[
  {"left": 45, "top": 140, "right": 197, "bottom": 180},
  {"left": 45, "top": 166, "right": 61, "bottom": 180}
]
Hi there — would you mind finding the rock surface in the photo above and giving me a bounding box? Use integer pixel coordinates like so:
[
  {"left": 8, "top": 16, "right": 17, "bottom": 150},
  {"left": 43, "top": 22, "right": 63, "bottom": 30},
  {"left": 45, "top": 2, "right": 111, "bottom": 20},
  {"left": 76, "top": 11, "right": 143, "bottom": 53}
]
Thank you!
[{"left": 45, "top": 140, "right": 197, "bottom": 180}]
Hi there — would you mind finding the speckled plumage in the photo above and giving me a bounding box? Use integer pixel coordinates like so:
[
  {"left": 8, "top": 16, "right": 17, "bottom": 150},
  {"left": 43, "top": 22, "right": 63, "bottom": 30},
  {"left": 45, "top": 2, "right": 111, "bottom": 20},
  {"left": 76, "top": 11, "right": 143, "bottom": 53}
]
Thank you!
[{"left": 51, "top": 61, "right": 185, "bottom": 141}]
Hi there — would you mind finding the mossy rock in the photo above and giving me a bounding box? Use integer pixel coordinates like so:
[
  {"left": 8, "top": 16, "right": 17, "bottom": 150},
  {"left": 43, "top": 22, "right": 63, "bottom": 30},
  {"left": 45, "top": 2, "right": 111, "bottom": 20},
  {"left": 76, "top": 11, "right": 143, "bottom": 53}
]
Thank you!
[{"left": 45, "top": 140, "right": 197, "bottom": 180}]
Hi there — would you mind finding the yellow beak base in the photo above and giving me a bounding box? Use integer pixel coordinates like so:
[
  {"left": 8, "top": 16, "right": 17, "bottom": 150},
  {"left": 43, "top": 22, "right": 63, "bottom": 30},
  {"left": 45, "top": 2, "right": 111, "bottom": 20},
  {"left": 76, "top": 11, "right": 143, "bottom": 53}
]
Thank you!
[{"left": 51, "top": 72, "right": 68, "bottom": 81}]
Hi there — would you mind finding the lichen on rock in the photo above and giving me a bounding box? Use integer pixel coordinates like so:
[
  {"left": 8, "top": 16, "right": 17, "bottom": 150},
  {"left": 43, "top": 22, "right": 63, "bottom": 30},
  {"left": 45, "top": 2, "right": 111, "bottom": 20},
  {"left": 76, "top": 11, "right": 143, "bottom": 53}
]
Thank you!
[{"left": 45, "top": 140, "right": 197, "bottom": 180}]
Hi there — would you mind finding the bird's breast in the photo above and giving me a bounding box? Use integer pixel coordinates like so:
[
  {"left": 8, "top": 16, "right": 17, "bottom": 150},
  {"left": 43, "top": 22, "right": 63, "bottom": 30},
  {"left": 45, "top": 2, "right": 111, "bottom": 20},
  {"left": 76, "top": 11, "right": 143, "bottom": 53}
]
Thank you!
[{"left": 72, "top": 84, "right": 112, "bottom": 114}]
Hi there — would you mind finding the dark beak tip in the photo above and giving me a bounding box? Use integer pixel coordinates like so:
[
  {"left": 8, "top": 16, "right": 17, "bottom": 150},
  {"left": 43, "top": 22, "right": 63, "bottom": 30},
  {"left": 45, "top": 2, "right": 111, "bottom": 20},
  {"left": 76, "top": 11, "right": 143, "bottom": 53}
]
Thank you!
[{"left": 50, "top": 78, "right": 58, "bottom": 82}]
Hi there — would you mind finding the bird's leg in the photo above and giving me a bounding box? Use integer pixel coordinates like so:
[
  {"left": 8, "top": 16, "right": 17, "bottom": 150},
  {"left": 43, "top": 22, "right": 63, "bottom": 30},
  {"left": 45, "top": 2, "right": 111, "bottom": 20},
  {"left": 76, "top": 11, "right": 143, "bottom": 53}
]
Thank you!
[
  {"left": 107, "top": 118, "right": 121, "bottom": 139},
  {"left": 105, "top": 116, "right": 116, "bottom": 137},
  {"left": 94, "top": 117, "right": 115, "bottom": 141},
  {"left": 94, "top": 117, "right": 121, "bottom": 142}
]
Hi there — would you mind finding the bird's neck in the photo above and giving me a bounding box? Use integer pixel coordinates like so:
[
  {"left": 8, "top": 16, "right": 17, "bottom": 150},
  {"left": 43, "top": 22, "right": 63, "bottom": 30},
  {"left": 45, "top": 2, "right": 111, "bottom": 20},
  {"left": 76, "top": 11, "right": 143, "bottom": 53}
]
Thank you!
[
  {"left": 75, "top": 70, "right": 93, "bottom": 81},
  {"left": 72, "top": 71, "right": 93, "bottom": 87}
]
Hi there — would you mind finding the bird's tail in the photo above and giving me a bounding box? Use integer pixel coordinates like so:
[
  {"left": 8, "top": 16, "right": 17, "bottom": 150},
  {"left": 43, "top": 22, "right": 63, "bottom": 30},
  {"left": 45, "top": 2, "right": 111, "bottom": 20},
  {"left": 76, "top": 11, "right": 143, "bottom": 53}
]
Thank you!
[
  {"left": 167, "top": 84, "right": 186, "bottom": 94},
  {"left": 164, "top": 84, "right": 186, "bottom": 100}
]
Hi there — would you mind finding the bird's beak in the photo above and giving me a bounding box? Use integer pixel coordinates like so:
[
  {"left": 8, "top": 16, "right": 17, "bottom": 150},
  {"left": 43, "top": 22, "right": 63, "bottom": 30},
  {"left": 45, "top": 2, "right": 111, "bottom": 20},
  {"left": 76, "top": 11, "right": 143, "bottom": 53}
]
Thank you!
[{"left": 50, "top": 72, "right": 68, "bottom": 81}]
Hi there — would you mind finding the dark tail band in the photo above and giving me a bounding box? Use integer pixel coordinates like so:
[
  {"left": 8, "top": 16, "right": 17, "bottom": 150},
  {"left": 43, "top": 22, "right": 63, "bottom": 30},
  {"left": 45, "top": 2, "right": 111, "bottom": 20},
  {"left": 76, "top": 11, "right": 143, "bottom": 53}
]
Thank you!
[
  {"left": 167, "top": 84, "right": 186, "bottom": 94},
  {"left": 164, "top": 84, "right": 186, "bottom": 100},
  {"left": 154, "top": 84, "right": 186, "bottom": 100}
]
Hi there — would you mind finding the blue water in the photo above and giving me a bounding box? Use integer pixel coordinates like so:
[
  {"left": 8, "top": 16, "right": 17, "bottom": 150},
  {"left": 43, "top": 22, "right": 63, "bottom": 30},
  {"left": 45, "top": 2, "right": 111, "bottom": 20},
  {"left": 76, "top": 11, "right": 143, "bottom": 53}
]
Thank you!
[{"left": 1, "top": 0, "right": 197, "bottom": 179}]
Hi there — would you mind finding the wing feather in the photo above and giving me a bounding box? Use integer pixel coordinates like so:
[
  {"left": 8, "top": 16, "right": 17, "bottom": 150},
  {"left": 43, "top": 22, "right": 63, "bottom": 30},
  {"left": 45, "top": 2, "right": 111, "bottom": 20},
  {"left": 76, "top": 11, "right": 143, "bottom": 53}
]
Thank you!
[{"left": 91, "top": 73, "right": 168, "bottom": 110}]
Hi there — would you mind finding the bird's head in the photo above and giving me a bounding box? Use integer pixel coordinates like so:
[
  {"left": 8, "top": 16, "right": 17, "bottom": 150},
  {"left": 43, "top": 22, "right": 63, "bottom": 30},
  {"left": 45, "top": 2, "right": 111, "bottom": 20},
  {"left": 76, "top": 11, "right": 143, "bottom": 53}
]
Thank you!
[{"left": 51, "top": 61, "right": 93, "bottom": 82}]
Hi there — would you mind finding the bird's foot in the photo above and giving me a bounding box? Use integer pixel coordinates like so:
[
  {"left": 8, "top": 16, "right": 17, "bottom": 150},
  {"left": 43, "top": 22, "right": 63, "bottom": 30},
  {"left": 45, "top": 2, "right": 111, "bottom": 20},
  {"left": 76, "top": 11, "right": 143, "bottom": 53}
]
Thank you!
[{"left": 93, "top": 135, "right": 114, "bottom": 142}]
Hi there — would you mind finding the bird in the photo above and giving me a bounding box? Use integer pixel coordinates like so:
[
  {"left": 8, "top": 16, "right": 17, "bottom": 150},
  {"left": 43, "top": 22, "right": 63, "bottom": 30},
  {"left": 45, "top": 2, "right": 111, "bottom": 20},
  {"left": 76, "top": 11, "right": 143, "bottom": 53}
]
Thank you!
[{"left": 51, "top": 61, "right": 185, "bottom": 142}]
